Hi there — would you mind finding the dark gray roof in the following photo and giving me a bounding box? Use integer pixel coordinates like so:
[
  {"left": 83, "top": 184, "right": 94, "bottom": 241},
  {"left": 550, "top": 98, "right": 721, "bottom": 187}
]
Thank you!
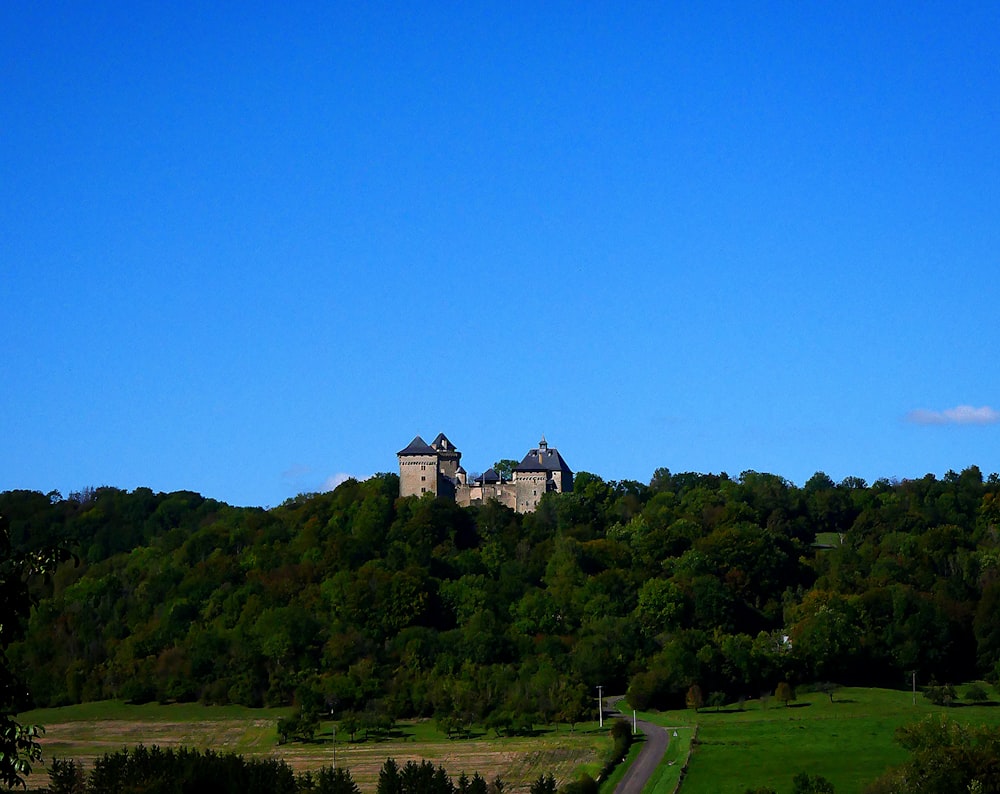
[
  {"left": 397, "top": 435, "right": 436, "bottom": 456},
  {"left": 476, "top": 468, "right": 501, "bottom": 484},
  {"left": 431, "top": 433, "right": 456, "bottom": 451},
  {"left": 514, "top": 441, "right": 572, "bottom": 474}
]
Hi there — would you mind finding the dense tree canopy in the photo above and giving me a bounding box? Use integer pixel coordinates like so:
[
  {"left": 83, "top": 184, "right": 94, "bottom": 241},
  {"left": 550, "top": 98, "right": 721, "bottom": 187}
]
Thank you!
[{"left": 4, "top": 464, "right": 1000, "bottom": 724}]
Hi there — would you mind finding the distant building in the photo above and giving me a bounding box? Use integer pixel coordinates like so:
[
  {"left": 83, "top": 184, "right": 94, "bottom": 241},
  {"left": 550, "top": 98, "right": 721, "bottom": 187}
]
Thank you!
[{"left": 396, "top": 434, "right": 573, "bottom": 513}]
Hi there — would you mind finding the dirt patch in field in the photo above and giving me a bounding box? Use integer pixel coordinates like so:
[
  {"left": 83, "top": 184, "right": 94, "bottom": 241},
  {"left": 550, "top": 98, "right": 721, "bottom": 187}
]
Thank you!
[{"left": 35, "top": 720, "right": 602, "bottom": 793}]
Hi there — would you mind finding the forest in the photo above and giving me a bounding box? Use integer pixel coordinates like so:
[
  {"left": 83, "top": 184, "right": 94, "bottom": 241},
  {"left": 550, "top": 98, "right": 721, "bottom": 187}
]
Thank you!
[{"left": 3, "top": 464, "right": 1000, "bottom": 733}]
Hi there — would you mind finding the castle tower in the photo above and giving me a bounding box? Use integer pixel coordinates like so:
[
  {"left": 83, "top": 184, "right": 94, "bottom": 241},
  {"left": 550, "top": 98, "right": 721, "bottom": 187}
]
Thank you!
[
  {"left": 513, "top": 436, "right": 573, "bottom": 512},
  {"left": 397, "top": 435, "right": 440, "bottom": 497},
  {"left": 431, "top": 433, "right": 462, "bottom": 481}
]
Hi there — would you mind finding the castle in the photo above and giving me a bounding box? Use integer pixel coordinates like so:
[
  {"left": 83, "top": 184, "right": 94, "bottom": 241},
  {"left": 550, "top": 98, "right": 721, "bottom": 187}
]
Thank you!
[{"left": 397, "top": 433, "right": 573, "bottom": 513}]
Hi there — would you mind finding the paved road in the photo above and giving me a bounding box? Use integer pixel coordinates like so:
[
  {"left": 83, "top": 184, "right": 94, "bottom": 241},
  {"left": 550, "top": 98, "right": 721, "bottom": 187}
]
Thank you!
[{"left": 607, "top": 705, "right": 670, "bottom": 794}]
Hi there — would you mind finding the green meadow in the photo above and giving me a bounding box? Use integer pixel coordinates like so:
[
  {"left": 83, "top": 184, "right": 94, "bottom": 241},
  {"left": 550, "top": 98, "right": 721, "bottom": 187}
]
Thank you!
[{"left": 637, "top": 686, "right": 1000, "bottom": 794}]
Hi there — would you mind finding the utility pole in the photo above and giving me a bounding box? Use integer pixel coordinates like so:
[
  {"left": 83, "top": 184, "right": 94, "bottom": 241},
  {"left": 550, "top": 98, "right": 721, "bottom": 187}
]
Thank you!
[
  {"left": 597, "top": 685, "right": 604, "bottom": 728},
  {"left": 912, "top": 671, "right": 916, "bottom": 706}
]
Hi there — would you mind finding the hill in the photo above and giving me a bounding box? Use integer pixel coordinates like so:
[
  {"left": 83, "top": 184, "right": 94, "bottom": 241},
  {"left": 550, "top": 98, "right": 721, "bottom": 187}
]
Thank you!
[{"left": 4, "top": 465, "right": 1000, "bottom": 731}]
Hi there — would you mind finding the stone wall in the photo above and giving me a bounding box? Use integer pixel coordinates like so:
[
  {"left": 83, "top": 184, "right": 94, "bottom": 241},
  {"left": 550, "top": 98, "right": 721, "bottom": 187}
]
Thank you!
[
  {"left": 399, "top": 453, "right": 439, "bottom": 498},
  {"left": 515, "top": 472, "right": 548, "bottom": 513},
  {"left": 456, "top": 482, "right": 517, "bottom": 510}
]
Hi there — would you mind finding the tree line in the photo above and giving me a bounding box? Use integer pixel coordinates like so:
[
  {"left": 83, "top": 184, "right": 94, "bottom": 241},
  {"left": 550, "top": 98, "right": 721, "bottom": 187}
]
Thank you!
[
  {"left": 44, "top": 748, "right": 519, "bottom": 794},
  {"left": 3, "top": 463, "right": 1000, "bottom": 729}
]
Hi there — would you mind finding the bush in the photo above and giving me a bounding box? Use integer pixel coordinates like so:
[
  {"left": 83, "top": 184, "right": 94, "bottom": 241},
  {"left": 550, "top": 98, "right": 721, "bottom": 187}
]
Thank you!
[
  {"left": 560, "top": 773, "right": 598, "bottom": 794},
  {"left": 965, "top": 683, "right": 989, "bottom": 703},
  {"left": 597, "top": 719, "right": 634, "bottom": 781},
  {"left": 923, "top": 684, "right": 957, "bottom": 707},
  {"left": 791, "top": 772, "right": 834, "bottom": 793}
]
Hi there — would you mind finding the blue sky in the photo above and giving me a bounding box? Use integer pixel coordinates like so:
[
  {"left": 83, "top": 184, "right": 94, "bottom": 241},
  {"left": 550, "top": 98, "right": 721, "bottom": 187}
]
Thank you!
[{"left": 4, "top": 3, "right": 1000, "bottom": 507}]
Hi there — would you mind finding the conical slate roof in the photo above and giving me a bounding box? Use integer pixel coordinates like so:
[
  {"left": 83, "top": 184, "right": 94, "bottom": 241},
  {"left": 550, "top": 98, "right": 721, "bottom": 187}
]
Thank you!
[
  {"left": 397, "top": 435, "right": 436, "bottom": 456},
  {"left": 431, "top": 433, "right": 456, "bottom": 451}
]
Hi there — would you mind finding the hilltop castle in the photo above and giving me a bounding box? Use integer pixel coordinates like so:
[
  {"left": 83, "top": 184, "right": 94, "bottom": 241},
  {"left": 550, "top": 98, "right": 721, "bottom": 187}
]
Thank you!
[{"left": 397, "top": 433, "right": 573, "bottom": 513}]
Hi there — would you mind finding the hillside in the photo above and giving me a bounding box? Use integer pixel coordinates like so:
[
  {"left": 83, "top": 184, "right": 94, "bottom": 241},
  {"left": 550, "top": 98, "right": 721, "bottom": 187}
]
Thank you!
[{"left": 4, "top": 465, "right": 999, "bottom": 728}]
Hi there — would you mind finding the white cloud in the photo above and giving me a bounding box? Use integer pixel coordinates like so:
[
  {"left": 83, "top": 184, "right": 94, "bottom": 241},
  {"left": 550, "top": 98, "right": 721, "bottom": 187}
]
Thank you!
[
  {"left": 906, "top": 405, "right": 1000, "bottom": 425},
  {"left": 321, "top": 472, "right": 355, "bottom": 491}
]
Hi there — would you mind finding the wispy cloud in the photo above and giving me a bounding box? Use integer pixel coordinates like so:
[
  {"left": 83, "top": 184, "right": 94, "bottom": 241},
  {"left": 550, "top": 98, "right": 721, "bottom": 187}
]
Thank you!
[
  {"left": 282, "top": 464, "right": 312, "bottom": 479},
  {"left": 906, "top": 405, "right": 1000, "bottom": 426}
]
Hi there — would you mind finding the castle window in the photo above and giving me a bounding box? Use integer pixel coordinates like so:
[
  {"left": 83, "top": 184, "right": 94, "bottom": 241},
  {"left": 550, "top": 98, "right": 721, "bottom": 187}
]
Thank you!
[{"left": 421, "top": 476, "right": 426, "bottom": 481}]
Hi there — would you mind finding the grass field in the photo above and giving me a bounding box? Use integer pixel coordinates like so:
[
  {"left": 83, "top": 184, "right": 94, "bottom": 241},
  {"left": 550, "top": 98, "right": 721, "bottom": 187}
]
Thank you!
[
  {"left": 642, "top": 726, "right": 692, "bottom": 794},
  {"left": 636, "top": 685, "right": 1000, "bottom": 794},
  {"left": 20, "top": 702, "right": 610, "bottom": 793},
  {"left": 26, "top": 686, "right": 995, "bottom": 793}
]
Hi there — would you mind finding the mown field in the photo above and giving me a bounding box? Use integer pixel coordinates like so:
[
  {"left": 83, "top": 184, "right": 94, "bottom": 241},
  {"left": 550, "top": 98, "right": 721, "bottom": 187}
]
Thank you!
[
  {"left": 26, "top": 687, "right": 1000, "bottom": 793},
  {"left": 20, "top": 702, "right": 609, "bottom": 793},
  {"left": 637, "top": 685, "right": 1000, "bottom": 794}
]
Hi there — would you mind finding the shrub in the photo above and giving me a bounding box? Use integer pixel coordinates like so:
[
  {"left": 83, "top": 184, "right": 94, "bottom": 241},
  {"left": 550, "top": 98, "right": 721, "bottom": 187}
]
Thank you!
[
  {"left": 923, "top": 684, "right": 957, "bottom": 707},
  {"left": 965, "top": 683, "right": 989, "bottom": 703},
  {"left": 560, "top": 773, "right": 598, "bottom": 794}
]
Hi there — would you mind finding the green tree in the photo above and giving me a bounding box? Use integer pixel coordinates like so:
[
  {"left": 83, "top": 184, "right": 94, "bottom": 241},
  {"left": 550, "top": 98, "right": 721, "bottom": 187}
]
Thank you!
[
  {"left": 788, "top": 591, "right": 861, "bottom": 682},
  {"left": 864, "top": 716, "right": 1000, "bottom": 794},
  {"left": 0, "top": 519, "right": 66, "bottom": 787},
  {"left": 377, "top": 758, "right": 402, "bottom": 794},
  {"left": 686, "top": 683, "right": 704, "bottom": 712},
  {"left": 557, "top": 683, "right": 591, "bottom": 731},
  {"left": 493, "top": 460, "right": 519, "bottom": 481},
  {"left": 814, "top": 682, "right": 842, "bottom": 704},
  {"left": 529, "top": 774, "right": 556, "bottom": 794},
  {"left": 277, "top": 714, "right": 298, "bottom": 744},
  {"left": 47, "top": 758, "right": 86, "bottom": 794},
  {"left": 339, "top": 711, "right": 360, "bottom": 742},
  {"left": 775, "top": 681, "right": 795, "bottom": 707},
  {"left": 311, "top": 766, "right": 361, "bottom": 794}
]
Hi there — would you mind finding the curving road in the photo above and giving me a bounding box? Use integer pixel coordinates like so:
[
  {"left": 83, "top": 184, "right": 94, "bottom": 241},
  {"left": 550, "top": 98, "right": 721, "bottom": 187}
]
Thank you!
[{"left": 606, "top": 702, "right": 670, "bottom": 794}]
